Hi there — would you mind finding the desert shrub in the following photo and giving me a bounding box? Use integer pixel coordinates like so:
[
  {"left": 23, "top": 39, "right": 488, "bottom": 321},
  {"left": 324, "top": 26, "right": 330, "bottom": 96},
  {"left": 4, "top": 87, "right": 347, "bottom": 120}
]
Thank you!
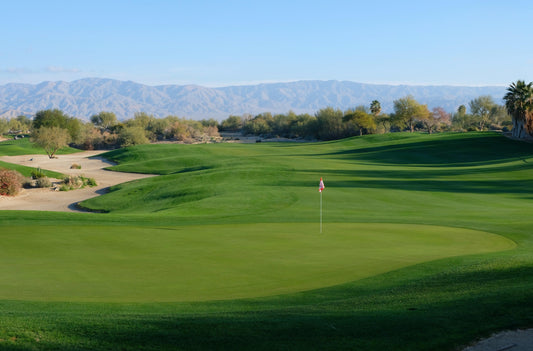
[
  {"left": 31, "top": 168, "right": 46, "bottom": 179},
  {"left": 59, "top": 184, "right": 71, "bottom": 191},
  {"left": 60, "top": 175, "right": 97, "bottom": 191},
  {"left": 205, "top": 125, "right": 220, "bottom": 137},
  {"left": 70, "top": 163, "right": 81, "bottom": 169},
  {"left": 35, "top": 176, "right": 52, "bottom": 188},
  {"left": 86, "top": 177, "right": 97, "bottom": 187},
  {"left": 61, "top": 175, "right": 83, "bottom": 190},
  {"left": 0, "top": 169, "right": 24, "bottom": 196}
]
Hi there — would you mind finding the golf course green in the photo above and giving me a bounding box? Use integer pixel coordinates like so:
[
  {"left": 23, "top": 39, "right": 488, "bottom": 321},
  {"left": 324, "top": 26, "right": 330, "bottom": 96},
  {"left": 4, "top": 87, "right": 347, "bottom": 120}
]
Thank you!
[
  {"left": 0, "top": 223, "right": 514, "bottom": 302},
  {"left": 0, "top": 132, "right": 532, "bottom": 350}
]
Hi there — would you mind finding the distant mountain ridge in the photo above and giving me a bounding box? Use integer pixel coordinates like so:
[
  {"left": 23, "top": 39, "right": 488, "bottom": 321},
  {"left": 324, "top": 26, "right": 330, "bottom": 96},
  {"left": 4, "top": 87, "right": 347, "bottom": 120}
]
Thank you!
[{"left": 0, "top": 78, "right": 507, "bottom": 120}]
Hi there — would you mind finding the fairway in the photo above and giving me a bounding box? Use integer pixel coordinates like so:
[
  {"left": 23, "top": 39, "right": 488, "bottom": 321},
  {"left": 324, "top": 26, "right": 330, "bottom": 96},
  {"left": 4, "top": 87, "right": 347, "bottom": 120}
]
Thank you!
[
  {"left": 2, "top": 132, "right": 533, "bottom": 350},
  {"left": 0, "top": 223, "right": 514, "bottom": 302}
]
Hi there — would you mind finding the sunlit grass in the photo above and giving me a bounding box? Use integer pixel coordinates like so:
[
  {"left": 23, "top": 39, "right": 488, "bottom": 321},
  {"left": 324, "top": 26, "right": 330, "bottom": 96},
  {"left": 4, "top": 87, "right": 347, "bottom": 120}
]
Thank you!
[{"left": 0, "top": 132, "right": 532, "bottom": 350}]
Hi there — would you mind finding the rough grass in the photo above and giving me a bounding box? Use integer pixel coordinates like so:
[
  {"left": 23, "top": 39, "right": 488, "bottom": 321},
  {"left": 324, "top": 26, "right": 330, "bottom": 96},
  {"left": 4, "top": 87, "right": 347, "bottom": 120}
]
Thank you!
[{"left": 0, "top": 132, "right": 532, "bottom": 350}]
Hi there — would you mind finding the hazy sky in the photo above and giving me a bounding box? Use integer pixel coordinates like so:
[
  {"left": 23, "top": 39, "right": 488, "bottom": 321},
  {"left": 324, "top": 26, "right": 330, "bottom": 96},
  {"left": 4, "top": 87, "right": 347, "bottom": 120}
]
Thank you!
[{"left": 1, "top": 0, "right": 532, "bottom": 87}]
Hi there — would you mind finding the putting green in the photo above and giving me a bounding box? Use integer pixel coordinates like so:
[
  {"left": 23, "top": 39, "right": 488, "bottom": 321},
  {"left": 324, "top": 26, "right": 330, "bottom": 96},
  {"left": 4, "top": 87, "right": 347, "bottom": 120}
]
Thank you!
[{"left": 0, "top": 223, "right": 514, "bottom": 302}]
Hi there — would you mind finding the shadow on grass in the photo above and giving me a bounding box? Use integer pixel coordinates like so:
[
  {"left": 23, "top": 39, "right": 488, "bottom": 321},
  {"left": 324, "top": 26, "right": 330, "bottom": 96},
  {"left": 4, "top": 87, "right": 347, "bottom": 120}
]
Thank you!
[
  {"left": 282, "top": 164, "right": 533, "bottom": 195},
  {"left": 322, "top": 134, "right": 533, "bottom": 167},
  {"left": 4, "top": 263, "right": 533, "bottom": 351}
]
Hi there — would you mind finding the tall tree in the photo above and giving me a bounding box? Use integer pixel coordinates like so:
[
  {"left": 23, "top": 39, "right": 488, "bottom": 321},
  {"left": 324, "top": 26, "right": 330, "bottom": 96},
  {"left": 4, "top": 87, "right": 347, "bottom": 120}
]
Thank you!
[
  {"left": 432, "top": 107, "right": 451, "bottom": 126},
  {"left": 457, "top": 105, "right": 467, "bottom": 117},
  {"left": 422, "top": 115, "right": 439, "bottom": 134},
  {"left": 469, "top": 95, "right": 497, "bottom": 130},
  {"left": 0, "top": 118, "right": 8, "bottom": 135},
  {"left": 370, "top": 100, "right": 381, "bottom": 116},
  {"left": 127, "top": 112, "right": 154, "bottom": 129},
  {"left": 32, "top": 109, "right": 81, "bottom": 142},
  {"left": 32, "top": 109, "right": 70, "bottom": 130},
  {"left": 220, "top": 115, "right": 243, "bottom": 132},
  {"left": 90, "top": 111, "right": 118, "bottom": 131},
  {"left": 343, "top": 110, "right": 376, "bottom": 136},
  {"left": 315, "top": 107, "right": 345, "bottom": 140},
  {"left": 392, "top": 95, "right": 430, "bottom": 132},
  {"left": 503, "top": 80, "right": 533, "bottom": 138}
]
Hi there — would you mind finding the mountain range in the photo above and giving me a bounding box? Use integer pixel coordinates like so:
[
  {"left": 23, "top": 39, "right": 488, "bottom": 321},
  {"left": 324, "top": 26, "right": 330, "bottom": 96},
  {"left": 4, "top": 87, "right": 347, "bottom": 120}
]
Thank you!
[{"left": 0, "top": 78, "right": 507, "bottom": 121}]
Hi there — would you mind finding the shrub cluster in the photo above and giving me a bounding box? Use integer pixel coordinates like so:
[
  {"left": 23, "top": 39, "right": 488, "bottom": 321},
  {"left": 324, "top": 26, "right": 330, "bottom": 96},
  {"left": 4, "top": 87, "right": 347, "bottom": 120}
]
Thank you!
[
  {"left": 30, "top": 168, "right": 46, "bottom": 179},
  {"left": 60, "top": 175, "right": 97, "bottom": 191},
  {"left": 0, "top": 169, "right": 24, "bottom": 196},
  {"left": 35, "top": 177, "right": 52, "bottom": 188},
  {"left": 78, "top": 112, "right": 221, "bottom": 149}
]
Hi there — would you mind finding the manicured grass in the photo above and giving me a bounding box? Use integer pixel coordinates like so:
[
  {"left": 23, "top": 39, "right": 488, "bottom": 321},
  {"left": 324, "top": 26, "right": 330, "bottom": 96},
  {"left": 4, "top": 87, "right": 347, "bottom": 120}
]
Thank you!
[
  {"left": 0, "top": 138, "right": 78, "bottom": 178},
  {"left": 0, "top": 223, "right": 514, "bottom": 302},
  {"left": 0, "top": 132, "right": 532, "bottom": 350},
  {"left": 0, "top": 160, "right": 64, "bottom": 179},
  {"left": 0, "top": 137, "right": 78, "bottom": 157}
]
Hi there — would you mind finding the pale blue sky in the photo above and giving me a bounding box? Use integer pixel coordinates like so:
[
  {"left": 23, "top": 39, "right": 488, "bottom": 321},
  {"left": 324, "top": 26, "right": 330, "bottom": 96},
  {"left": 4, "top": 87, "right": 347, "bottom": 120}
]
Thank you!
[{"left": 1, "top": 0, "right": 532, "bottom": 87}]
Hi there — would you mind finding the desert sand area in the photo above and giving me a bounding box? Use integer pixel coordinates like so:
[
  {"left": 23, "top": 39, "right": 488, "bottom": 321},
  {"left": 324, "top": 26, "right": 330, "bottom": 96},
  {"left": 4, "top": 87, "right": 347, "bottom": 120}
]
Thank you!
[{"left": 0, "top": 151, "right": 155, "bottom": 212}]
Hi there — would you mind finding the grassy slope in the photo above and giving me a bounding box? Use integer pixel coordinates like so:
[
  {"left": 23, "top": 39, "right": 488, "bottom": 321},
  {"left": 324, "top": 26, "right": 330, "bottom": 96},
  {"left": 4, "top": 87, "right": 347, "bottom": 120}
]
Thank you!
[
  {"left": 1, "top": 132, "right": 533, "bottom": 350},
  {"left": 0, "top": 138, "right": 78, "bottom": 178}
]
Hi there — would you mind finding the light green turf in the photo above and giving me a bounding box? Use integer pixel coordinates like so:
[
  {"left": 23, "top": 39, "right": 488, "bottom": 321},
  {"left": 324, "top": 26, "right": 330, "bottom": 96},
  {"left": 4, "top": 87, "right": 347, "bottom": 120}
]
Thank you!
[{"left": 0, "top": 223, "right": 514, "bottom": 302}]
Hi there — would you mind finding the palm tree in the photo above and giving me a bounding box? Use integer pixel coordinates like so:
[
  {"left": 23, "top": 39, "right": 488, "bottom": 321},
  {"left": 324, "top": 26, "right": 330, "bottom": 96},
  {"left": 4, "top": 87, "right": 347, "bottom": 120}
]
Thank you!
[
  {"left": 504, "top": 80, "right": 533, "bottom": 138},
  {"left": 370, "top": 100, "right": 381, "bottom": 116}
]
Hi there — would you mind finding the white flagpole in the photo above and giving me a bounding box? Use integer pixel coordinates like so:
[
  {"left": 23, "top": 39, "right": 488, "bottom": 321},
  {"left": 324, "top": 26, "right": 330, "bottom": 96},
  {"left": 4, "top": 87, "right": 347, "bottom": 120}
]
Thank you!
[{"left": 320, "top": 190, "right": 323, "bottom": 233}]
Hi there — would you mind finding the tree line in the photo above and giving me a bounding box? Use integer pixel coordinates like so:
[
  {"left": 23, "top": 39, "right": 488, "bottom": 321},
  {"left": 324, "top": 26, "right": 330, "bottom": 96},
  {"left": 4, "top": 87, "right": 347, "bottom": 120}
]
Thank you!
[
  {"left": 219, "top": 95, "right": 511, "bottom": 140},
  {"left": 0, "top": 93, "right": 514, "bottom": 157},
  {"left": 0, "top": 110, "right": 221, "bottom": 158}
]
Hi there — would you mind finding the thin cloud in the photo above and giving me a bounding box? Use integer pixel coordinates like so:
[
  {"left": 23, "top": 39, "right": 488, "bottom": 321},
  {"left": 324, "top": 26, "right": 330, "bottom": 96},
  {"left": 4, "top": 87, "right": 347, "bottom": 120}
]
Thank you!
[
  {"left": 0, "top": 67, "right": 35, "bottom": 74},
  {"left": 46, "top": 66, "right": 81, "bottom": 73}
]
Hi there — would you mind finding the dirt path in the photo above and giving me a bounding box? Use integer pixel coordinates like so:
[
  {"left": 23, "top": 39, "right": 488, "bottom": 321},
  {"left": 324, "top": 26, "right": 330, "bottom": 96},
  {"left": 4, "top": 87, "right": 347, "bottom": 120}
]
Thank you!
[{"left": 0, "top": 151, "right": 155, "bottom": 212}]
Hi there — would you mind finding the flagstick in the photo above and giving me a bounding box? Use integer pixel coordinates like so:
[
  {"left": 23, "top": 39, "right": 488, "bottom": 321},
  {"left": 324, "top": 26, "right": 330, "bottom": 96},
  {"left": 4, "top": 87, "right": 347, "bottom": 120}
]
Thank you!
[{"left": 320, "top": 190, "right": 323, "bottom": 233}]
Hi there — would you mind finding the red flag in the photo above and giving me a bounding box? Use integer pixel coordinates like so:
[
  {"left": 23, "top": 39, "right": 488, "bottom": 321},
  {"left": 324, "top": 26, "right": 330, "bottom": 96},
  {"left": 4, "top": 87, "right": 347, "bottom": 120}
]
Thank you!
[{"left": 319, "top": 177, "right": 325, "bottom": 192}]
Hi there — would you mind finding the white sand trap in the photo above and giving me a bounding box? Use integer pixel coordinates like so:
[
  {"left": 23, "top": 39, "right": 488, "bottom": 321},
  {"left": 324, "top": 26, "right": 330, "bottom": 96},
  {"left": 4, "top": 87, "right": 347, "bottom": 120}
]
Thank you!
[{"left": 0, "top": 151, "right": 155, "bottom": 212}]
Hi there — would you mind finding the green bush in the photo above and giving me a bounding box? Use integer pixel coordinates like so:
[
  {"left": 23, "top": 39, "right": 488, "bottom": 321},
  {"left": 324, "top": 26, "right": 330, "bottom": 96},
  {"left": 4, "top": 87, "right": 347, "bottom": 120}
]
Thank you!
[
  {"left": 0, "top": 169, "right": 24, "bottom": 196},
  {"left": 60, "top": 175, "right": 97, "bottom": 191},
  {"left": 70, "top": 163, "right": 82, "bottom": 169},
  {"left": 31, "top": 168, "right": 46, "bottom": 179},
  {"left": 61, "top": 175, "right": 83, "bottom": 191}
]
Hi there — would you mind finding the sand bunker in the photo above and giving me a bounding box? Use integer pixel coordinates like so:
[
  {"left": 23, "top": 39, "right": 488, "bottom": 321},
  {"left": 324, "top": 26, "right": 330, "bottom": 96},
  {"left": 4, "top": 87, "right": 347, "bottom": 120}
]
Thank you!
[
  {"left": 462, "top": 328, "right": 533, "bottom": 351},
  {"left": 0, "top": 151, "right": 155, "bottom": 212}
]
